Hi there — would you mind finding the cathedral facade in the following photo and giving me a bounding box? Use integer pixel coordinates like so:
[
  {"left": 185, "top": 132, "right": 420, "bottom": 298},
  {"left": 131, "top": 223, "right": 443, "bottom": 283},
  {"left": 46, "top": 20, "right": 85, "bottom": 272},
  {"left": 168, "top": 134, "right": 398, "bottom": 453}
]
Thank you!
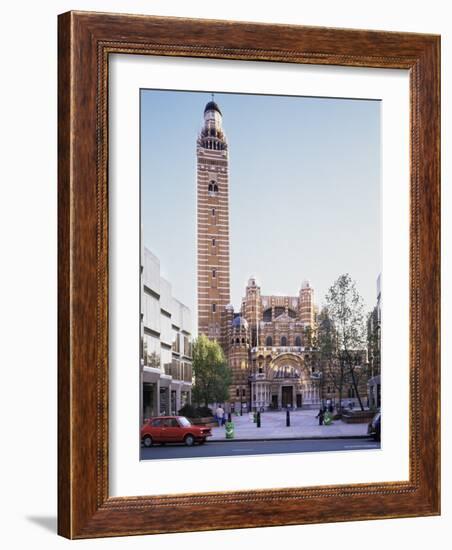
[{"left": 197, "top": 100, "right": 322, "bottom": 411}]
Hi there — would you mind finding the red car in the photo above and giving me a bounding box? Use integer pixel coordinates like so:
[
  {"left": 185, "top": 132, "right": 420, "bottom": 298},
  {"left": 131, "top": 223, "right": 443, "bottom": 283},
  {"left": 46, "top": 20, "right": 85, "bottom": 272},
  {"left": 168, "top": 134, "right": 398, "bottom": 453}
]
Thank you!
[{"left": 141, "top": 416, "right": 212, "bottom": 447}]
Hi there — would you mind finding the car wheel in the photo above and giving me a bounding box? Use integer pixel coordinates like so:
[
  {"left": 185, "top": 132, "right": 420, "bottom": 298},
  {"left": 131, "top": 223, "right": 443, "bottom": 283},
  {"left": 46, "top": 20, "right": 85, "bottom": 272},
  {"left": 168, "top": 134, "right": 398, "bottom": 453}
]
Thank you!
[
  {"left": 184, "top": 434, "right": 195, "bottom": 446},
  {"left": 142, "top": 435, "right": 153, "bottom": 448}
]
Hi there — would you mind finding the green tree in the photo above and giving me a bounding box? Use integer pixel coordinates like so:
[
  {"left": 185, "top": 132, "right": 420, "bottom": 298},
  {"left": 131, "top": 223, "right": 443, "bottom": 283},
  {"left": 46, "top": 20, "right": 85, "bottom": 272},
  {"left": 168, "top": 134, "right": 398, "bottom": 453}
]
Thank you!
[
  {"left": 316, "top": 307, "right": 348, "bottom": 411},
  {"left": 325, "top": 274, "right": 367, "bottom": 411},
  {"left": 191, "top": 334, "right": 231, "bottom": 407}
]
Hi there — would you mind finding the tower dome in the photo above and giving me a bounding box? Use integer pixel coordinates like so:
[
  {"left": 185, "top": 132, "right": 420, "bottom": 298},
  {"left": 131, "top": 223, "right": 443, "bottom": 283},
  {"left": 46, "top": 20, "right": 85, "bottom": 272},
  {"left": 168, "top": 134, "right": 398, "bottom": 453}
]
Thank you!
[
  {"left": 232, "top": 315, "right": 249, "bottom": 330},
  {"left": 247, "top": 276, "right": 258, "bottom": 287},
  {"left": 204, "top": 100, "right": 222, "bottom": 115}
]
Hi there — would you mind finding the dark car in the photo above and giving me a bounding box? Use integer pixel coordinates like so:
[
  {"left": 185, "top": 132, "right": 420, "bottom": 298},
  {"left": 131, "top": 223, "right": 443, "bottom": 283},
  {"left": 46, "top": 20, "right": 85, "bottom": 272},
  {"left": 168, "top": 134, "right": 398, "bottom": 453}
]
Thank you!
[
  {"left": 367, "top": 412, "right": 381, "bottom": 442},
  {"left": 141, "top": 416, "right": 212, "bottom": 447}
]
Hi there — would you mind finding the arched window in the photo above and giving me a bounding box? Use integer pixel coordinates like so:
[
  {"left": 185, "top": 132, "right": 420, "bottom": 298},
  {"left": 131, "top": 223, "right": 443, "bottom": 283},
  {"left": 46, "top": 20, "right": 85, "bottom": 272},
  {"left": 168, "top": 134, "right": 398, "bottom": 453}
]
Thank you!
[
  {"left": 295, "top": 336, "right": 302, "bottom": 347},
  {"left": 241, "top": 338, "right": 245, "bottom": 344},
  {"left": 212, "top": 269, "right": 216, "bottom": 278},
  {"left": 236, "top": 338, "right": 240, "bottom": 344},
  {"left": 265, "top": 336, "right": 273, "bottom": 346},
  {"left": 281, "top": 336, "right": 287, "bottom": 346},
  {"left": 263, "top": 309, "right": 272, "bottom": 322},
  {"left": 208, "top": 180, "right": 218, "bottom": 196}
]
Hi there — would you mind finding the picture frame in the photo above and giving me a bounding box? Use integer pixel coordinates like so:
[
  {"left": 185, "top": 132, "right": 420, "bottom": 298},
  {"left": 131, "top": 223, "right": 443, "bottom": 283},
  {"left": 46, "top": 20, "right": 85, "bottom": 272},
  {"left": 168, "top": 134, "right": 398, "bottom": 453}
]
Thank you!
[{"left": 58, "top": 11, "right": 440, "bottom": 538}]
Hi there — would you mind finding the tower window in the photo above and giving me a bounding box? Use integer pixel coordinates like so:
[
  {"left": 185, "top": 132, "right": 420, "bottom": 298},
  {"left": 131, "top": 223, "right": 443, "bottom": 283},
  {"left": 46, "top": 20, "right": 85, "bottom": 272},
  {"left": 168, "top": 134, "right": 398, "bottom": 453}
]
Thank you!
[
  {"left": 212, "top": 208, "right": 216, "bottom": 216},
  {"left": 208, "top": 181, "right": 218, "bottom": 196},
  {"left": 212, "top": 269, "right": 216, "bottom": 278},
  {"left": 212, "top": 303, "right": 216, "bottom": 313},
  {"left": 212, "top": 238, "right": 216, "bottom": 246},
  {"left": 281, "top": 336, "right": 287, "bottom": 346},
  {"left": 295, "top": 336, "right": 302, "bottom": 347},
  {"left": 265, "top": 336, "right": 273, "bottom": 346}
]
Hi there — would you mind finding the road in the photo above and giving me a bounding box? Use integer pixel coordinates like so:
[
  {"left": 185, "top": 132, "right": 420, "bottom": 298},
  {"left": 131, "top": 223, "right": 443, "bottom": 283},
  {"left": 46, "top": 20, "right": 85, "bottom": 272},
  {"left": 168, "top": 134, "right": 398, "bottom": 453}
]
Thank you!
[{"left": 140, "top": 437, "right": 380, "bottom": 460}]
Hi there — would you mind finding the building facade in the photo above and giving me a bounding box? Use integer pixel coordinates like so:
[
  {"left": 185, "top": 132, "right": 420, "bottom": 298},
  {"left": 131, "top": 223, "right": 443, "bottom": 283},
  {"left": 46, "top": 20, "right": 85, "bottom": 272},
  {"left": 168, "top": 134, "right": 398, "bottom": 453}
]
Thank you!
[
  {"left": 141, "top": 247, "right": 193, "bottom": 423},
  {"left": 224, "top": 277, "right": 322, "bottom": 411},
  {"left": 367, "top": 273, "right": 381, "bottom": 409}
]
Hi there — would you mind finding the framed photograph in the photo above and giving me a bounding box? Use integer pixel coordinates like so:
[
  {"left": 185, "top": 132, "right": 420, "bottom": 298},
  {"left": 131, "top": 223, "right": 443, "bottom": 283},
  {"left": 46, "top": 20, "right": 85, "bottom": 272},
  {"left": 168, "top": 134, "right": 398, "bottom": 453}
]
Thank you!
[{"left": 58, "top": 11, "right": 440, "bottom": 538}]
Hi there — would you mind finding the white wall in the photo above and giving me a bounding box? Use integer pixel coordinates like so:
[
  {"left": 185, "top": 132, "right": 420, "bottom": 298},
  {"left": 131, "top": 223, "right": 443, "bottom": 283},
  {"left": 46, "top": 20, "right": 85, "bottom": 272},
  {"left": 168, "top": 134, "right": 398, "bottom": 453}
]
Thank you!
[{"left": 0, "top": 0, "right": 450, "bottom": 548}]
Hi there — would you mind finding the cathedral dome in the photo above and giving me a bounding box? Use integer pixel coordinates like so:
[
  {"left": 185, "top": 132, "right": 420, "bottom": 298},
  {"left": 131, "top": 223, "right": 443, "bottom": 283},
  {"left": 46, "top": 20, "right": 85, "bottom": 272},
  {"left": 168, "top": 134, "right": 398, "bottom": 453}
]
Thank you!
[
  {"left": 232, "top": 315, "right": 248, "bottom": 330},
  {"left": 204, "top": 100, "right": 222, "bottom": 115},
  {"left": 247, "top": 276, "right": 258, "bottom": 287}
]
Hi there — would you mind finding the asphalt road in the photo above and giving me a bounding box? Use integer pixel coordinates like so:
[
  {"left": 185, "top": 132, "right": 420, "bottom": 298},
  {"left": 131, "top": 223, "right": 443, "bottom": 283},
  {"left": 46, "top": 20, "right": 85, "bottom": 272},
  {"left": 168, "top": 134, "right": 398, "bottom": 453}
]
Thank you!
[{"left": 140, "top": 438, "right": 380, "bottom": 460}]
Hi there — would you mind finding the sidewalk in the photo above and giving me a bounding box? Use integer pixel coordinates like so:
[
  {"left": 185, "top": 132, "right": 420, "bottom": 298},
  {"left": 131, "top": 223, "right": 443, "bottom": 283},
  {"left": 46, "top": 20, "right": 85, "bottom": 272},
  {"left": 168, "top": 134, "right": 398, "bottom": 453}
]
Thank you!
[{"left": 210, "top": 409, "right": 368, "bottom": 441}]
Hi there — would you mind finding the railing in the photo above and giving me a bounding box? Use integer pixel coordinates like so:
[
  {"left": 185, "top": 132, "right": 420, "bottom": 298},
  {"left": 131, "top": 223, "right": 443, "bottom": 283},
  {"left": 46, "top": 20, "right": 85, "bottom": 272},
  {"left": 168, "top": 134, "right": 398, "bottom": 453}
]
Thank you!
[{"left": 251, "top": 346, "right": 305, "bottom": 354}]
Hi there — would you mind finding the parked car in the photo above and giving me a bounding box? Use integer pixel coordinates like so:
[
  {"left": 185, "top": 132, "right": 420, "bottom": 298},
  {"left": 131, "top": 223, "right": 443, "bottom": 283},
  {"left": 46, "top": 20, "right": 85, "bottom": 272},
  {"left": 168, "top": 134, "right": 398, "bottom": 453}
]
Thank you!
[
  {"left": 367, "top": 411, "right": 381, "bottom": 441},
  {"left": 141, "top": 416, "right": 212, "bottom": 447}
]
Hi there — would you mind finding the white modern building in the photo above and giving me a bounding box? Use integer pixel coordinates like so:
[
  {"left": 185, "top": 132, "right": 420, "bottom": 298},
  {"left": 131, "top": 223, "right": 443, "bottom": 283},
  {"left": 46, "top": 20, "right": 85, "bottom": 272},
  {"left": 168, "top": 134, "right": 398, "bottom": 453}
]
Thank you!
[{"left": 140, "top": 247, "right": 193, "bottom": 423}]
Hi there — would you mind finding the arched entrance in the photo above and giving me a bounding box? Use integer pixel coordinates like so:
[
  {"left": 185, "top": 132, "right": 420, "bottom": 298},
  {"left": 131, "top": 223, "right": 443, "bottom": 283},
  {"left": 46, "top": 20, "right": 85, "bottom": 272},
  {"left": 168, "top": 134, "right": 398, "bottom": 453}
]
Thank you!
[
  {"left": 268, "top": 353, "right": 316, "bottom": 409},
  {"left": 249, "top": 352, "right": 320, "bottom": 410}
]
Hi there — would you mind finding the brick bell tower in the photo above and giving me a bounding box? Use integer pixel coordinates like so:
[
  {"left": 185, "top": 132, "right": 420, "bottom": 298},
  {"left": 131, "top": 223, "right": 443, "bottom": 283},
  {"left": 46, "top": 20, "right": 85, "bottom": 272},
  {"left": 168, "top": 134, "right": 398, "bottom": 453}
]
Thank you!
[{"left": 197, "top": 98, "right": 230, "bottom": 340}]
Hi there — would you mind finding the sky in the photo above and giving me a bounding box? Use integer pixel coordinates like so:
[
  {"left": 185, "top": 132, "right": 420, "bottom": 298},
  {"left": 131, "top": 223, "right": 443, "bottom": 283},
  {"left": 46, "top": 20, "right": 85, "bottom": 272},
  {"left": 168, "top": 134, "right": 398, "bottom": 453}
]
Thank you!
[{"left": 141, "top": 90, "right": 381, "bottom": 333}]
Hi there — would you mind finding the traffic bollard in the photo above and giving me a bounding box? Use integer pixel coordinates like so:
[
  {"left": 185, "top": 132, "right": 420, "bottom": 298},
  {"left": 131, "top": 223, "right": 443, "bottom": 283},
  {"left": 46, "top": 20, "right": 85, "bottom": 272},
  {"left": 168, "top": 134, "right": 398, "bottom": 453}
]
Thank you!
[
  {"left": 286, "top": 409, "right": 290, "bottom": 427},
  {"left": 257, "top": 411, "right": 261, "bottom": 428}
]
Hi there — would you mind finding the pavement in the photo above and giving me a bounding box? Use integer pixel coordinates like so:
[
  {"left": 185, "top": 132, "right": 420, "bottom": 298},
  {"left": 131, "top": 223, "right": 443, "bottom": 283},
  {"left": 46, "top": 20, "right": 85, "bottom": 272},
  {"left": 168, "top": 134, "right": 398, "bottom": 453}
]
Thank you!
[
  {"left": 210, "top": 409, "right": 369, "bottom": 441},
  {"left": 141, "top": 437, "right": 380, "bottom": 460}
]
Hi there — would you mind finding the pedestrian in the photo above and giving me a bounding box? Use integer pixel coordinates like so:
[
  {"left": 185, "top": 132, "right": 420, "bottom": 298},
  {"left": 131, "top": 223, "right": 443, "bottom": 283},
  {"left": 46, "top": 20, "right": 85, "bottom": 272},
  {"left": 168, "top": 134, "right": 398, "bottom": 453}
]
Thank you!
[
  {"left": 216, "top": 404, "right": 224, "bottom": 427},
  {"left": 316, "top": 407, "right": 324, "bottom": 426}
]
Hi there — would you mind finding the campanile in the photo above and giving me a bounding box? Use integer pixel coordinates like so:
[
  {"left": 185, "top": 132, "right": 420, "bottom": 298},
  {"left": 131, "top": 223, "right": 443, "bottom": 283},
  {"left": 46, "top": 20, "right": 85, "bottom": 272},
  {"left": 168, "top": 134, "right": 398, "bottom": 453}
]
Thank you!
[{"left": 197, "top": 99, "right": 230, "bottom": 339}]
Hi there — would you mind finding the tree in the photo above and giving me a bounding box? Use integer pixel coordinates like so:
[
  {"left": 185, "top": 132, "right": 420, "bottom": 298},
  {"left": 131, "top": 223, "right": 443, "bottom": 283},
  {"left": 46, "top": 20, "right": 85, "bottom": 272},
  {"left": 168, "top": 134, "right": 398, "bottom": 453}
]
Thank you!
[
  {"left": 317, "top": 307, "right": 347, "bottom": 411},
  {"left": 191, "top": 334, "right": 231, "bottom": 407},
  {"left": 325, "top": 274, "right": 367, "bottom": 411}
]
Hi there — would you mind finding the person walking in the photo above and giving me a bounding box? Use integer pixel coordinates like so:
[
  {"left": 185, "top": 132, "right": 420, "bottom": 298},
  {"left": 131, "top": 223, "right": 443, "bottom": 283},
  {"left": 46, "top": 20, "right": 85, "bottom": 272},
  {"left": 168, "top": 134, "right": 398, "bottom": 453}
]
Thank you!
[
  {"left": 316, "top": 406, "right": 324, "bottom": 426},
  {"left": 216, "top": 404, "right": 225, "bottom": 427}
]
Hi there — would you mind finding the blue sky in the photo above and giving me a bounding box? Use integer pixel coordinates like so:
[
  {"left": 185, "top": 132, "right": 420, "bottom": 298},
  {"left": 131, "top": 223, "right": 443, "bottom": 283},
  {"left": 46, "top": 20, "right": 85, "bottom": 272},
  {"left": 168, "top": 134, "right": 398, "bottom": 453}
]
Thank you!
[{"left": 141, "top": 90, "right": 381, "bottom": 331}]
